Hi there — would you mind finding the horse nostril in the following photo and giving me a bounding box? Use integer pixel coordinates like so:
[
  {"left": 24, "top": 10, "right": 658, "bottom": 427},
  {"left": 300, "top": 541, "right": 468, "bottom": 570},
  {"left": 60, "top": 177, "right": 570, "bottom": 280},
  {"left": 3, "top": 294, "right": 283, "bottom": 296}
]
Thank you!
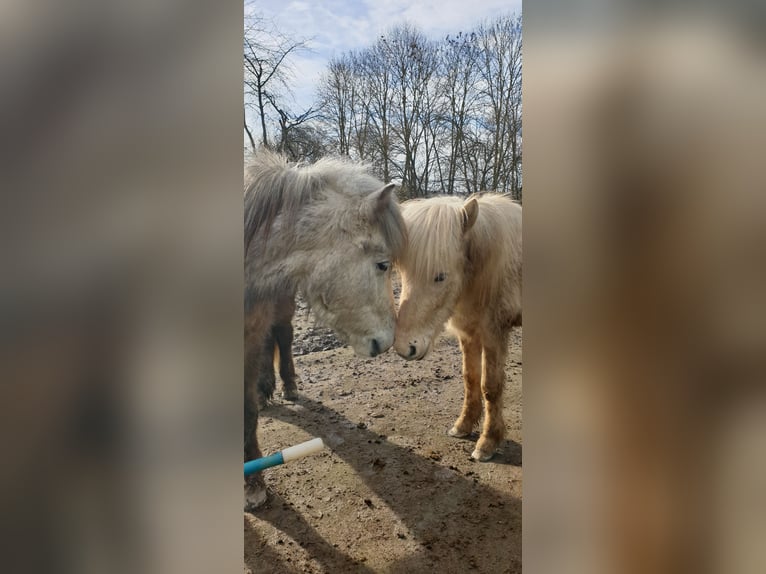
[
  {"left": 408, "top": 345, "right": 417, "bottom": 358},
  {"left": 370, "top": 338, "right": 381, "bottom": 357}
]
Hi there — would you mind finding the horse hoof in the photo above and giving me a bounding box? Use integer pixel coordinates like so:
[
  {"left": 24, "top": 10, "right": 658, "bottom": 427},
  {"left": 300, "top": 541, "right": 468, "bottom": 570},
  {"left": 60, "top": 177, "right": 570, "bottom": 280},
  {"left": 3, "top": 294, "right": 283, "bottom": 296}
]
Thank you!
[
  {"left": 282, "top": 389, "right": 299, "bottom": 402},
  {"left": 470, "top": 447, "right": 497, "bottom": 462},
  {"left": 244, "top": 481, "right": 269, "bottom": 512},
  {"left": 448, "top": 426, "right": 471, "bottom": 438}
]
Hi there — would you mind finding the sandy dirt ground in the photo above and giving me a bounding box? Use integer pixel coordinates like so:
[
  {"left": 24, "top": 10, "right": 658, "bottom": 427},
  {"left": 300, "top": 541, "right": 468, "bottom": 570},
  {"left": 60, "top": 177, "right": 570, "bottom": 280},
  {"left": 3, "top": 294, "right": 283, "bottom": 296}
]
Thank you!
[{"left": 245, "top": 291, "right": 522, "bottom": 573}]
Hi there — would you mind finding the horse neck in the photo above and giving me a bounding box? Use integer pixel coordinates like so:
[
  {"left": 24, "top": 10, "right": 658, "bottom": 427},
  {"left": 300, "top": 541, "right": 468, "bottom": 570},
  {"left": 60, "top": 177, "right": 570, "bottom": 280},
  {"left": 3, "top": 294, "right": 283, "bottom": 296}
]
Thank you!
[
  {"left": 246, "top": 206, "right": 331, "bottom": 295},
  {"left": 246, "top": 244, "right": 309, "bottom": 296},
  {"left": 246, "top": 189, "right": 356, "bottom": 296},
  {"left": 462, "top": 227, "right": 504, "bottom": 305}
]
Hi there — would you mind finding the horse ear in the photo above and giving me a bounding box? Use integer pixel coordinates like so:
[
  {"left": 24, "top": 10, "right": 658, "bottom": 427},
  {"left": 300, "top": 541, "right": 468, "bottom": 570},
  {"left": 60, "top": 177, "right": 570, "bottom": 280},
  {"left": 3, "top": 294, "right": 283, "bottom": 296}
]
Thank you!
[
  {"left": 462, "top": 197, "right": 479, "bottom": 232},
  {"left": 368, "top": 183, "right": 396, "bottom": 217}
]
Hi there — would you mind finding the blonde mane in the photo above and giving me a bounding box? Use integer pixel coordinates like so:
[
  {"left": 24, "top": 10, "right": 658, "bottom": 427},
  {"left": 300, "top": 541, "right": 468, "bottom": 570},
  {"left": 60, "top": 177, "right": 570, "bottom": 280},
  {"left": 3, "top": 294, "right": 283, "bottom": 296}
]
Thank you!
[{"left": 400, "top": 193, "right": 522, "bottom": 302}]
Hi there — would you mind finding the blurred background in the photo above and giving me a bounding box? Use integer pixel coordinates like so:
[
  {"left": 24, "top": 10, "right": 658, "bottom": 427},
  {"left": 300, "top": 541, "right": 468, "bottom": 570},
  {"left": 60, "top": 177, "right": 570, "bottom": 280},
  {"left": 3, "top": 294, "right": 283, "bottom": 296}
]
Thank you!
[
  {"left": 1, "top": 1, "right": 243, "bottom": 572},
  {"left": 1, "top": 0, "right": 765, "bottom": 572},
  {"left": 524, "top": 2, "right": 766, "bottom": 574}
]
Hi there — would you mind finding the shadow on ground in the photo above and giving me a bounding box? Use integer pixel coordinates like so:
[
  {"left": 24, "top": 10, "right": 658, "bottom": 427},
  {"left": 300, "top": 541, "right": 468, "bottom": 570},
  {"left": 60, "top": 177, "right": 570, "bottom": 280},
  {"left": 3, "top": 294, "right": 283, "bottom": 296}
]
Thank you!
[{"left": 246, "top": 396, "right": 521, "bottom": 573}]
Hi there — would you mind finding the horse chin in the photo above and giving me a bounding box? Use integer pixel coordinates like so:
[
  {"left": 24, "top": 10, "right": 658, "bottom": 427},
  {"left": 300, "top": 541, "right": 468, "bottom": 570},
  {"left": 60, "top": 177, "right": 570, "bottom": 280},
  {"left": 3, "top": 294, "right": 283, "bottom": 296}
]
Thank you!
[
  {"left": 347, "top": 339, "right": 382, "bottom": 358},
  {"left": 351, "top": 345, "right": 374, "bottom": 358}
]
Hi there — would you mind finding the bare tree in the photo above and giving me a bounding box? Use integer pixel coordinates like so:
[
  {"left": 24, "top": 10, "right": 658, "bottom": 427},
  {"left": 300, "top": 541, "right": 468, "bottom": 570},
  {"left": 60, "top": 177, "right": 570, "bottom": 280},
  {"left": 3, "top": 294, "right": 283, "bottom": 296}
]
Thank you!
[
  {"left": 435, "top": 31, "right": 482, "bottom": 194},
  {"left": 475, "top": 14, "right": 523, "bottom": 198},
  {"left": 310, "top": 14, "right": 522, "bottom": 199},
  {"left": 383, "top": 24, "right": 438, "bottom": 198},
  {"left": 243, "top": 8, "right": 309, "bottom": 153},
  {"left": 264, "top": 93, "right": 320, "bottom": 160},
  {"left": 317, "top": 55, "right": 358, "bottom": 156},
  {"left": 276, "top": 122, "right": 329, "bottom": 163},
  {"left": 359, "top": 38, "right": 395, "bottom": 182}
]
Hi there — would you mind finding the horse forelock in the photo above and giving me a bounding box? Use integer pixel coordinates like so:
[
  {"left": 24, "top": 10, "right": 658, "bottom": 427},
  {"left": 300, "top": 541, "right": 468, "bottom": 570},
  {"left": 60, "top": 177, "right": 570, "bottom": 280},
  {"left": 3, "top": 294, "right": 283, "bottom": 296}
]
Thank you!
[
  {"left": 400, "top": 194, "right": 522, "bottom": 288},
  {"left": 400, "top": 198, "right": 466, "bottom": 283}
]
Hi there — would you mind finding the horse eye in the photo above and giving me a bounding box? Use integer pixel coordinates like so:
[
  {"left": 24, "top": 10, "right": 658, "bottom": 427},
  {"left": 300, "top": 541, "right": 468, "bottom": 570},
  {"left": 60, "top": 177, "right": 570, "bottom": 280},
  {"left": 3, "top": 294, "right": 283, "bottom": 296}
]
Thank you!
[
  {"left": 376, "top": 261, "right": 390, "bottom": 272},
  {"left": 435, "top": 272, "right": 446, "bottom": 282}
]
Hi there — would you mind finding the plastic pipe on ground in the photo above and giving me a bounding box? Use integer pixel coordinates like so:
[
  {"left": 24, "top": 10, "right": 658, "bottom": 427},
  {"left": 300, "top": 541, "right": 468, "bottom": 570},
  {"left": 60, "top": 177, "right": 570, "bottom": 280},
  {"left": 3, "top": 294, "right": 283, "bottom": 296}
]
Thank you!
[{"left": 244, "top": 437, "right": 325, "bottom": 477}]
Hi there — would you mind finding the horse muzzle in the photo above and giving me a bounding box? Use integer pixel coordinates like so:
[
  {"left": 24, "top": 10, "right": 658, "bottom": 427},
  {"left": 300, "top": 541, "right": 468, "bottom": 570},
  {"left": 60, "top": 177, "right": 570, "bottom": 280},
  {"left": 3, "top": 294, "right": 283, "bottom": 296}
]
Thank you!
[
  {"left": 351, "top": 332, "right": 394, "bottom": 358},
  {"left": 394, "top": 335, "right": 430, "bottom": 361}
]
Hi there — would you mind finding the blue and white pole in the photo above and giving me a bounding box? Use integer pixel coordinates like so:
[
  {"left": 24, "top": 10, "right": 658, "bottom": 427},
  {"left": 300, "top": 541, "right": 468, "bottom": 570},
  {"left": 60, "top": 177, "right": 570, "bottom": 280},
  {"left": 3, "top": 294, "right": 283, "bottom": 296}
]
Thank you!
[{"left": 244, "top": 437, "right": 325, "bottom": 477}]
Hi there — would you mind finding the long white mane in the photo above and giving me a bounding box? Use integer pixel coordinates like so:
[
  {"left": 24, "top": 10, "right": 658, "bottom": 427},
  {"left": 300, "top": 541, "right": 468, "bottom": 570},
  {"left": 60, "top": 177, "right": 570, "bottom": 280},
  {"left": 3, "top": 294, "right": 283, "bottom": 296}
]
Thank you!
[
  {"left": 400, "top": 193, "right": 522, "bottom": 302},
  {"left": 244, "top": 149, "right": 407, "bottom": 300}
]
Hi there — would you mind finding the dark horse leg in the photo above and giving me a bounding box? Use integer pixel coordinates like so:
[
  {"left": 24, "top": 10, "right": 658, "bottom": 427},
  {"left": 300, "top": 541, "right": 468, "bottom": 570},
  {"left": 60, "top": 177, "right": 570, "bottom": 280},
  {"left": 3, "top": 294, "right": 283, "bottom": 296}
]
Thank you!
[
  {"left": 273, "top": 294, "right": 299, "bottom": 401},
  {"left": 244, "top": 298, "right": 274, "bottom": 511}
]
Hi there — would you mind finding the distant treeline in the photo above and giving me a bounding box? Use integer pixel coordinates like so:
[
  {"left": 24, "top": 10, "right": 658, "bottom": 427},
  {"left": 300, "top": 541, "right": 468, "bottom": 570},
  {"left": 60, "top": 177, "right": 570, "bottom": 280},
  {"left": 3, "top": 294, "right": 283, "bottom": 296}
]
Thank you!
[{"left": 245, "top": 13, "right": 522, "bottom": 200}]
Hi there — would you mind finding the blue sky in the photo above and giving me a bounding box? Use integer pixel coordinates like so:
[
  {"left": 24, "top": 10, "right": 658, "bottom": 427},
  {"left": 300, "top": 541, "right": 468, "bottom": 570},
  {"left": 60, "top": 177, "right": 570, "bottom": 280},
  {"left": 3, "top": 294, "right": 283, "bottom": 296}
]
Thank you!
[{"left": 248, "top": 0, "right": 522, "bottom": 114}]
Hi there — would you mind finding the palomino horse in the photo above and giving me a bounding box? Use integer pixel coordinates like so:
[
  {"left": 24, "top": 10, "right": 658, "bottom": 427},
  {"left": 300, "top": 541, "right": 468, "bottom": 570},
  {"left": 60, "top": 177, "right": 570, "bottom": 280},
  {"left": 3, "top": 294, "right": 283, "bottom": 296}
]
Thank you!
[
  {"left": 244, "top": 150, "right": 406, "bottom": 510},
  {"left": 394, "top": 194, "right": 521, "bottom": 461}
]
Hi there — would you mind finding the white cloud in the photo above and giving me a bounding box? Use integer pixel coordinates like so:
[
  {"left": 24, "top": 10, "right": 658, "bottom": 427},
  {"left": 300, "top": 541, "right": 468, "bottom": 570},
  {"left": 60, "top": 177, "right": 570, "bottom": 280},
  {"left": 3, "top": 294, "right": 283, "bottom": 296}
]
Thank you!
[
  {"left": 364, "top": 0, "right": 521, "bottom": 37},
  {"left": 286, "top": 1, "right": 311, "bottom": 12}
]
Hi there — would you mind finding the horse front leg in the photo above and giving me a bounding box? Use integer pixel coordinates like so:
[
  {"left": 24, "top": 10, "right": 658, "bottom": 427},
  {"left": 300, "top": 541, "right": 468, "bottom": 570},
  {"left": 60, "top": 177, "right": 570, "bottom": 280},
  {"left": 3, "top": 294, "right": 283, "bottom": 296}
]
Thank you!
[
  {"left": 244, "top": 387, "right": 268, "bottom": 510},
  {"left": 449, "top": 333, "right": 483, "bottom": 438},
  {"left": 244, "top": 327, "right": 268, "bottom": 511},
  {"left": 473, "top": 334, "right": 509, "bottom": 461}
]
